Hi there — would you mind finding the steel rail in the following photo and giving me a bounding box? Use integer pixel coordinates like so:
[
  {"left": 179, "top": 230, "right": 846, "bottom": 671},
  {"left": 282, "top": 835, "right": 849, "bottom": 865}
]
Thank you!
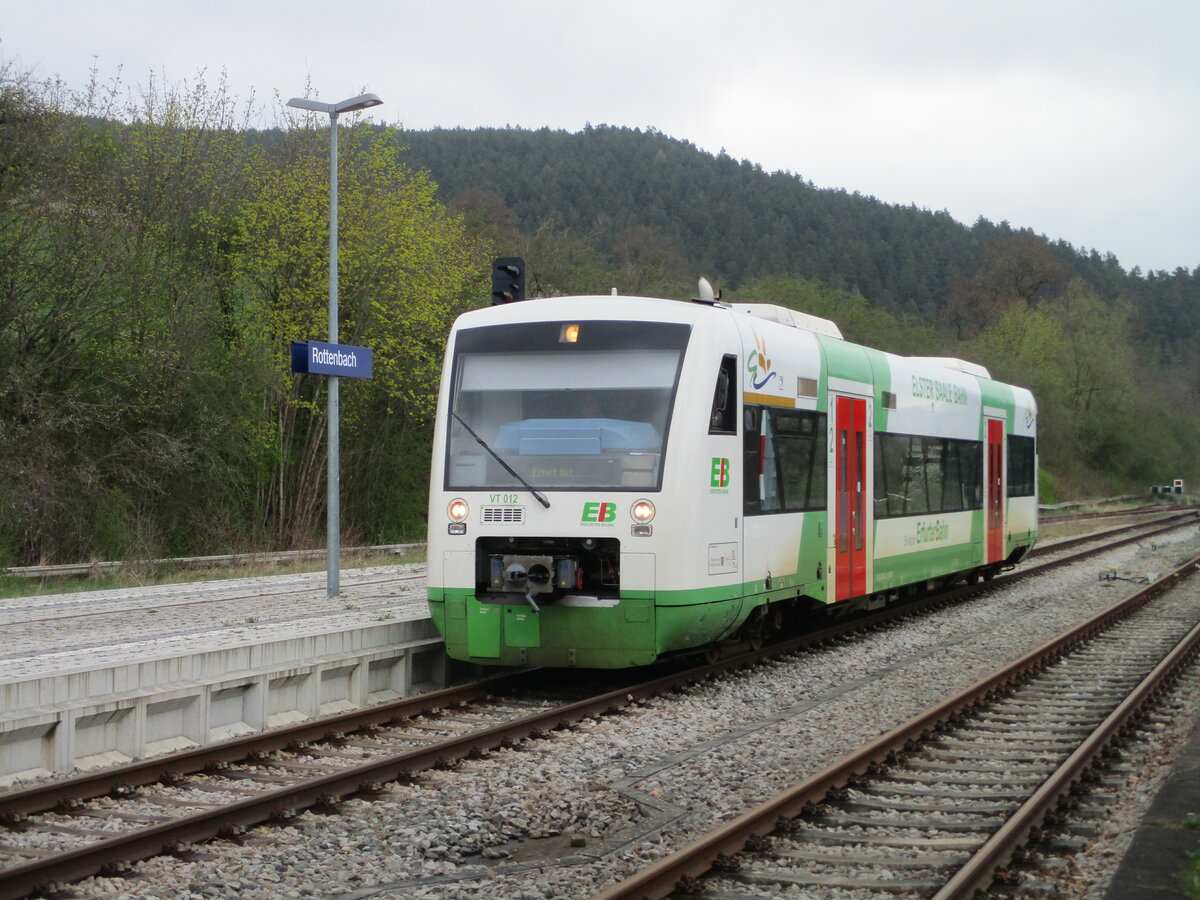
[
  {"left": 0, "top": 670, "right": 534, "bottom": 820},
  {"left": 1041, "top": 502, "right": 1195, "bottom": 523},
  {"left": 1027, "top": 508, "right": 1197, "bottom": 558},
  {"left": 0, "top": 681, "right": 608, "bottom": 896},
  {"left": 933, "top": 555, "right": 1200, "bottom": 899},
  {"left": 589, "top": 554, "right": 1200, "bottom": 900},
  {"left": 5, "top": 507, "right": 1189, "bottom": 582},
  {"left": 0, "top": 638, "right": 852, "bottom": 899},
  {"left": 3, "top": 512, "right": 1191, "bottom": 822},
  {"left": 2, "top": 571, "right": 427, "bottom": 630},
  {"left": 2, "top": 516, "right": 1194, "bottom": 898}
]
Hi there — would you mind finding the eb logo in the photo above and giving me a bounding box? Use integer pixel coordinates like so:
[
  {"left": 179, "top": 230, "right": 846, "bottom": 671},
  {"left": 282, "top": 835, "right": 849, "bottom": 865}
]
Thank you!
[
  {"left": 710, "top": 458, "right": 730, "bottom": 488},
  {"left": 581, "top": 501, "right": 617, "bottom": 524}
]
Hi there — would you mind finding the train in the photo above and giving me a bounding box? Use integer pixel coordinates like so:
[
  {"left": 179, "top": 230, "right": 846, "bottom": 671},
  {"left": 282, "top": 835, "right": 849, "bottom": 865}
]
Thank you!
[{"left": 425, "top": 285, "right": 1038, "bottom": 668}]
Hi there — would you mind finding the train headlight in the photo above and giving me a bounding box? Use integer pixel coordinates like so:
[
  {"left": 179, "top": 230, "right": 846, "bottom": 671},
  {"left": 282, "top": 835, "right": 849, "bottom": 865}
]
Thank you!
[
  {"left": 447, "top": 498, "right": 469, "bottom": 523},
  {"left": 630, "top": 499, "right": 655, "bottom": 523}
]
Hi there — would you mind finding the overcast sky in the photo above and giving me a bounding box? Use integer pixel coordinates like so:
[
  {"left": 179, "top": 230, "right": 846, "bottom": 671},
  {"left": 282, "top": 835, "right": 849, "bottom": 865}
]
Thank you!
[{"left": 3, "top": 0, "right": 1197, "bottom": 274}]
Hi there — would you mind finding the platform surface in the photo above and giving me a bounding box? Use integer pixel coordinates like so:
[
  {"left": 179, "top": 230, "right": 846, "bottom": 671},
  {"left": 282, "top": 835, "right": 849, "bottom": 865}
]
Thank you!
[
  {"left": 0, "top": 564, "right": 443, "bottom": 783},
  {"left": 2, "top": 564, "right": 430, "bottom": 680},
  {"left": 1104, "top": 713, "right": 1200, "bottom": 900}
]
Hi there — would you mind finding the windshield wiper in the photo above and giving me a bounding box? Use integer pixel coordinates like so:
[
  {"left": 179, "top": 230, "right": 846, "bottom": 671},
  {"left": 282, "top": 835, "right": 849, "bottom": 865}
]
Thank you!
[{"left": 452, "top": 410, "right": 551, "bottom": 509}]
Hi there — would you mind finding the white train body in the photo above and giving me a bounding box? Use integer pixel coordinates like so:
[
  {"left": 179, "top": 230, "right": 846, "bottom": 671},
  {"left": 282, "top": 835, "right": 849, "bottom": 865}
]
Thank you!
[{"left": 427, "top": 295, "right": 1037, "bottom": 667}]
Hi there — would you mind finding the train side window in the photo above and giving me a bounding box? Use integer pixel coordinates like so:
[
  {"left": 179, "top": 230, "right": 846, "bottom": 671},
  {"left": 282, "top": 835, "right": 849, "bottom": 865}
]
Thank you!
[
  {"left": 743, "top": 406, "right": 762, "bottom": 515},
  {"left": 942, "top": 438, "right": 964, "bottom": 511},
  {"left": 873, "top": 436, "right": 889, "bottom": 517},
  {"left": 773, "top": 409, "right": 827, "bottom": 512},
  {"left": 903, "top": 436, "right": 931, "bottom": 515},
  {"left": 709, "top": 355, "right": 738, "bottom": 434},
  {"left": 1007, "top": 435, "right": 1036, "bottom": 496},
  {"left": 745, "top": 406, "right": 827, "bottom": 516},
  {"left": 874, "top": 432, "right": 984, "bottom": 518},
  {"left": 961, "top": 441, "right": 983, "bottom": 509},
  {"left": 760, "top": 411, "right": 781, "bottom": 512}
]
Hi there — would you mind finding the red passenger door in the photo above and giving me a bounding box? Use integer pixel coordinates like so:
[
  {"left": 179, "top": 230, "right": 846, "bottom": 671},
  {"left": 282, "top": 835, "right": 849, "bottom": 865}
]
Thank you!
[
  {"left": 986, "top": 418, "right": 1005, "bottom": 564},
  {"left": 835, "top": 396, "right": 868, "bottom": 602}
]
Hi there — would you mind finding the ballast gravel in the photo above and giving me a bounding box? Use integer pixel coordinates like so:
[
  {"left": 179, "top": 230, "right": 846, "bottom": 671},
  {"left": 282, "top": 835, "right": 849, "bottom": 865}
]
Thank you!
[{"left": 65, "top": 524, "right": 1200, "bottom": 900}]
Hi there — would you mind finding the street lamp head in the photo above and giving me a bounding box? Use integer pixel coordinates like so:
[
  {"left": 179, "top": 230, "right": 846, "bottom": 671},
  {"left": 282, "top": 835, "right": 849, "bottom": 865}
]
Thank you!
[
  {"left": 286, "top": 97, "right": 335, "bottom": 114},
  {"left": 333, "top": 93, "right": 383, "bottom": 114},
  {"left": 287, "top": 93, "right": 384, "bottom": 116}
]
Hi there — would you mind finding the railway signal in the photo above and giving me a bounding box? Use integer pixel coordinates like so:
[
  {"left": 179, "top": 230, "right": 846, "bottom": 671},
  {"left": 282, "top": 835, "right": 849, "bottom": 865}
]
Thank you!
[{"left": 491, "top": 257, "right": 526, "bottom": 304}]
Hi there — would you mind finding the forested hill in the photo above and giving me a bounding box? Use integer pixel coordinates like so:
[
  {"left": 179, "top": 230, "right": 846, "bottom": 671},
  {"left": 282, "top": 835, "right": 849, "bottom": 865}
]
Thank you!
[
  {"left": 391, "top": 125, "right": 1195, "bottom": 360},
  {"left": 397, "top": 124, "right": 971, "bottom": 315},
  {"left": 1, "top": 66, "right": 1195, "bottom": 569}
]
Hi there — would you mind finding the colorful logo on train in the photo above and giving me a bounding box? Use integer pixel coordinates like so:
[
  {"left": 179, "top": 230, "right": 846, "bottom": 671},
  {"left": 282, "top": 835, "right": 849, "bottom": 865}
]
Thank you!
[
  {"left": 710, "top": 457, "right": 730, "bottom": 488},
  {"left": 581, "top": 501, "right": 617, "bottom": 524},
  {"left": 746, "top": 332, "right": 778, "bottom": 390}
]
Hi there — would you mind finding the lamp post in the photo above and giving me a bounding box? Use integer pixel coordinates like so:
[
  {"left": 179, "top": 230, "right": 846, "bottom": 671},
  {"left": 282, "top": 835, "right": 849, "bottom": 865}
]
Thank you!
[{"left": 286, "top": 92, "right": 383, "bottom": 597}]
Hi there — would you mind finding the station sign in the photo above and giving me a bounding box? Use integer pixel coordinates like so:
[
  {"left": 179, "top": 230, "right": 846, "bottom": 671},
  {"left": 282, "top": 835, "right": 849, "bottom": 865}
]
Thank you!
[{"left": 290, "top": 340, "right": 374, "bottom": 379}]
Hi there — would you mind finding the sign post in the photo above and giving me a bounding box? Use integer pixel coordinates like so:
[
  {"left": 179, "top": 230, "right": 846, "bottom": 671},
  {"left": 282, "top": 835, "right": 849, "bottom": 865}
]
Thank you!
[
  {"left": 291, "top": 340, "right": 374, "bottom": 596},
  {"left": 286, "top": 91, "right": 384, "bottom": 598}
]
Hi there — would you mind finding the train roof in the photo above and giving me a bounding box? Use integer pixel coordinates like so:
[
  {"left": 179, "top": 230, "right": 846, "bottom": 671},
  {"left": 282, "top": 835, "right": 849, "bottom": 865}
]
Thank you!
[
  {"left": 459, "top": 294, "right": 994, "bottom": 382},
  {"left": 903, "top": 357, "right": 992, "bottom": 379},
  {"left": 727, "top": 303, "right": 843, "bottom": 339}
]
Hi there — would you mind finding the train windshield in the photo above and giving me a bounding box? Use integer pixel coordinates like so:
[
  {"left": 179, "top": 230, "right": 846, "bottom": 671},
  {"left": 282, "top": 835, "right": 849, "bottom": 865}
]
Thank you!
[{"left": 446, "top": 320, "right": 691, "bottom": 491}]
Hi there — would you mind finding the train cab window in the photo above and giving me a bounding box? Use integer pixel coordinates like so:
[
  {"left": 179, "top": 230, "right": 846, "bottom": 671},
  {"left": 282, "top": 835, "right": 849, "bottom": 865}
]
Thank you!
[
  {"left": 446, "top": 320, "right": 691, "bottom": 491},
  {"left": 708, "top": 355, "right": 738, "bottom": 435}
]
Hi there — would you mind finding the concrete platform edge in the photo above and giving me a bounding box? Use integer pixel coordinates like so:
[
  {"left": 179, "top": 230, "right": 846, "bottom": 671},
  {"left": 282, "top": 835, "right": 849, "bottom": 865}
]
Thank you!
[
  {"left": 1103, "top": 713, "right": 1200, "bottom": 900},
  {"left": 0, "top": 620, "right": 447, "bottom": 784}
]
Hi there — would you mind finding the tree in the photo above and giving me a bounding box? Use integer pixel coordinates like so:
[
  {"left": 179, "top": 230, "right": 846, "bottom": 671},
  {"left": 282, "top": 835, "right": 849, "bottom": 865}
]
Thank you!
[
  {"left": 0, "top": 65, "right": 258, "bottom": 562},
  {"left": 737, "top": 273, "right": 942, "bottom": 355},
  {"left": 942, "top": 232, "right": 1071, "bottom": 338},
  {"left": 232, "top": 119, "right": 485, "bottom": 545}
]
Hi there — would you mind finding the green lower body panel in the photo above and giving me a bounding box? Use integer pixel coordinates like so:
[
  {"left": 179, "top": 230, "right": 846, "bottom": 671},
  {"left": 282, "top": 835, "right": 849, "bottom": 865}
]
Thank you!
[
  {"left": 435, "top": 592, "right": 660, "bottom": 668},
  {"left": 872, "top": 543, "right": 983, "bottom": 593},
  {"left": 655, "top": 598, "right": 743, "bottom": 653},
  {"left": 431, "top": 588, "right": 753, "bottom": 668}
]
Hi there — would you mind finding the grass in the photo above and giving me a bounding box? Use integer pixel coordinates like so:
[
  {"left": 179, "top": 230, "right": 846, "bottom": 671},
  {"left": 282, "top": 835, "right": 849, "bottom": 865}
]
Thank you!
[
  {"left": 1183, "top": 856, "right": 1200, "bottom": 899},
  {"left": 1039, "top": 468, "right": 1059, "bottom": 505},
  {"left": 0, "top": 548, "right": 426, "bottom": 601},
  {"left": 1181, "top": 816, "right": 1200, "bottom": 898}
]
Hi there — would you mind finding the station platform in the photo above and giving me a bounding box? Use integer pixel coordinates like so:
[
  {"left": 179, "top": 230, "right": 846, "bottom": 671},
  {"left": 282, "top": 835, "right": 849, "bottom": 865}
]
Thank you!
[
  {"left": 0, "top": 565, "right": 444, "bottom": 785},
  {"left": 1103, "top": 711, "right": 1200, "bottom": 899}
]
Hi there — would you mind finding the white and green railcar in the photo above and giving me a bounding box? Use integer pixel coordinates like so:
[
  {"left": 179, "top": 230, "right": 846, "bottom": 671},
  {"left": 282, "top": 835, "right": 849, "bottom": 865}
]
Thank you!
[{"left": 426, "top": 293, "right": 1037, "bottom": 668}]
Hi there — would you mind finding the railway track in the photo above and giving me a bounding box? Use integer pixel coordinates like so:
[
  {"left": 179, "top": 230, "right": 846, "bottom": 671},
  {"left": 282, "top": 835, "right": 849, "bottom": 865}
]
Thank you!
[
  {"left": 1, "top": 514, "right": 1195, "bottom": 899},
  {"left": 592, "top": 551, "right": 1200, "bottom": 900},
  {"left": 1040, "top": 502, "right": 1195, "bottom": 524},
  {"left": 0, "top": 670, "right": 647, "bottom": 899},
  {"left": 1027, "top": 507, "right": 1197, "bottom": 558}
]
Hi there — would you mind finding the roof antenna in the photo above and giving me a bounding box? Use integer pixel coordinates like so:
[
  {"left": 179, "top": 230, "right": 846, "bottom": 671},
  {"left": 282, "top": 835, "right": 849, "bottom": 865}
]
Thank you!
[{"left": 692, "top": 277, "right": 724, "bottom": 305}]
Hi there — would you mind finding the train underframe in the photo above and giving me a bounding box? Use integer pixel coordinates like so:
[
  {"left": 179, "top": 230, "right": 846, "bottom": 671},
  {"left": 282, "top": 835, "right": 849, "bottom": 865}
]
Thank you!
[{"left": 432, "top": 536, "right": 1034, "bottom": 669}]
